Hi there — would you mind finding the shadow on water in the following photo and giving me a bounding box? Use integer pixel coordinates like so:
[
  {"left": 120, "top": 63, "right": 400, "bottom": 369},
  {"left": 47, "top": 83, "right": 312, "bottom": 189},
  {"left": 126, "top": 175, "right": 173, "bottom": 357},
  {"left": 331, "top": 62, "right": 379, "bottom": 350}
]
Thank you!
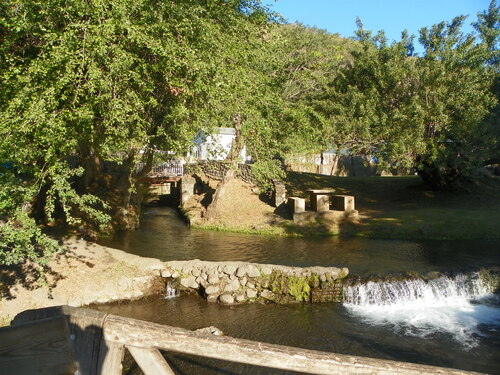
[
  {"left": 99, "top": 207, "right": 500, "bottom": 276},
  {"left": 93, "top": 292, "right": 500, "bottom": 375}
]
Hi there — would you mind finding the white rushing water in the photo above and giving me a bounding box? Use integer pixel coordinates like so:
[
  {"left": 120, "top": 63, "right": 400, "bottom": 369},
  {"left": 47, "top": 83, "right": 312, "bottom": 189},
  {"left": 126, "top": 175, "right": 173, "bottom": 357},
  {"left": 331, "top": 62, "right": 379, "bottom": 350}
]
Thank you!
[
  {"left": 164, "top": 279, "right": 179, "bottom": 299},
  {"left": 343, "top": 273, "right": 500, "bottom": 347}
]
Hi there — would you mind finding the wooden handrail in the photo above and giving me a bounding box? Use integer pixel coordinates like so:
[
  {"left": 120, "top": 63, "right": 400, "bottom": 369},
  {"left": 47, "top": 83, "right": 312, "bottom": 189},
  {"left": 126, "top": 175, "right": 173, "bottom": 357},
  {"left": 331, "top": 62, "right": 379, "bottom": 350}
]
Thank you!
[{"left": 9, "top": 306, "right": 485, "bottom": 375}]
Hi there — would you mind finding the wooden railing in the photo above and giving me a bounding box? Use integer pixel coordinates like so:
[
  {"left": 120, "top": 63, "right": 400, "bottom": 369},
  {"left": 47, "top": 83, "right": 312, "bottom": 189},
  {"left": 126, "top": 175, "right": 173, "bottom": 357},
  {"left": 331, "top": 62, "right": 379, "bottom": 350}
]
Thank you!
[{"left": 2, "top": 306, "right": 484, "bottom": 375}]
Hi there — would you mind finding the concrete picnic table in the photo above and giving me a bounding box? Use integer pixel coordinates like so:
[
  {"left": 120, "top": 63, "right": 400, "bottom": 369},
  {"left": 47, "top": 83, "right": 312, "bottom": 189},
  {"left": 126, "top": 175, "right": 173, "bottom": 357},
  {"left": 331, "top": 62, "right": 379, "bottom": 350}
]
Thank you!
[{"left": 307, "top": 189, "right": 336, "bottom": 211}]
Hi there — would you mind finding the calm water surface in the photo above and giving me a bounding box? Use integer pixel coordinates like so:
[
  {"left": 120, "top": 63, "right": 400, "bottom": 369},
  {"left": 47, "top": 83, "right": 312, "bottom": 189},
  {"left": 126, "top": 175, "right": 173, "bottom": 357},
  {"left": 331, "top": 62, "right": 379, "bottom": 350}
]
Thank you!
[
  {"left": 100, "top": 207, "right": 500, "bottom": 276},
  {"left": 97, "top": 207, "right": 500, "bottom": 374}
]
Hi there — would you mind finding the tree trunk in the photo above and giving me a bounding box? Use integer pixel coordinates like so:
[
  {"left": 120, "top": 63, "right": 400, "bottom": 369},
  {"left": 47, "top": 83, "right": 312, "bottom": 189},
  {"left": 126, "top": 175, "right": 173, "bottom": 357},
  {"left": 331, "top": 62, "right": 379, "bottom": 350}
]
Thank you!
[
  {"left": 204, "top": 168, "right": 237, "bottom": 221},
  {"left": 78, "top": 147, "right": 101, "bottom": 192},
  {"left": 330, "top": 152, "right": 340, "bottom": 176},
  {"left": 135, "top": 149, "right": 155, "bottom": 179},
  {"left": 416, "top": 160, "right": 461, "bottom": 191},
  {"left": 114, "top": 153, "right": 141, "bottom": 230},
  {"left": 204, "top": 115, "right": 245, "bottom": 221}
]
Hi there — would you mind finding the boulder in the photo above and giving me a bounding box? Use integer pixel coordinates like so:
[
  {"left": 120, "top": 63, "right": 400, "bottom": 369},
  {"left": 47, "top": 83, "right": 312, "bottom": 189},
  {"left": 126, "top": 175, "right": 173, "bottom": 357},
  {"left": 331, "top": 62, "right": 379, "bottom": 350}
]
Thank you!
[
  {"left": 191, "top": 267, "right": 201, "bottom": 277},
  {"left": 219, "top": 294, "right": 235, "bottom": 304},
  {"left": 205, "top": 284, "right": 220, "bottom": 296},
  {"left": 161, "top": 269, "right": 172, "bottom": 278},
  {"left": 236, "top": 264, "right": 260, "bottom": 278},
  {"left": 181, "top": 264, "right": 193, "bottom": 274},
  {"left": 223, "top": 264, "right": 238, "bottom": 275},
  {"left": 246, "top": 289, "right": 257, "bottom": 299},
  {"left": 206, "top": 295, "right": 218, "bottom": 303},
  {"left": 260, "top": 266, "right": 273, "bottom": 275},
  {"left": 208, "top": 272, "right": 219, "bottom": 285},
  {"left": 223, "top": 279, "right": 240, "bottom": 293},
  {"left": 196, "top": 276, "right": 208, "bottom": 288},
  {"left": 260, "top": 290, "right": 274, "bottom": 300},
  {"left": 247, "top": 265, "right": 261, "bottom": 278},
  {"left": 235, "top": 294, "right": 246, "bottom": 303},
  {"left": 180, "top": 275, "right": 199, "bottom": 289}
]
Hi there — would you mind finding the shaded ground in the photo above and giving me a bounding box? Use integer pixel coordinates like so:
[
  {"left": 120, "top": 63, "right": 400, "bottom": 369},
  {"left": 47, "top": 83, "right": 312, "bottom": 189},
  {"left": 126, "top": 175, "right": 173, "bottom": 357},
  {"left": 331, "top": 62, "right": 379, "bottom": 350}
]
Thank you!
[
  {"left": 0, "top": 239, "right": 164, "bottom": 325},
  {"left": 184, "top": 177, "right": 288, "bottom": 234},
  {"left": 191, "top": 171, "right": 500, "bottom": 240},
  {"left": 286, "top": 171, "right": 500, "bottom": 239}
]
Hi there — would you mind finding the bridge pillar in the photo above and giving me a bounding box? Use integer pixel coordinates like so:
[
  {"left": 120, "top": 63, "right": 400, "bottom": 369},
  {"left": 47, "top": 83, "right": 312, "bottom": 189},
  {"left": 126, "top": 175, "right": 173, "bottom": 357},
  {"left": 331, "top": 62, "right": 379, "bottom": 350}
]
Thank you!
[{"left": 180, "top": 176, "right": 196, "bottom": 207}]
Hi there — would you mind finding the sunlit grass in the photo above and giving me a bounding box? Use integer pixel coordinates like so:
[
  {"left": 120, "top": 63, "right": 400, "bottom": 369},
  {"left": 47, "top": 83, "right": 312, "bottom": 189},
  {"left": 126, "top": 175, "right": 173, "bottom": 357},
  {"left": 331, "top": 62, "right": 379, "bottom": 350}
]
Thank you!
[{"left": 284, "top": 172, "right": 500, "bottom": 240}]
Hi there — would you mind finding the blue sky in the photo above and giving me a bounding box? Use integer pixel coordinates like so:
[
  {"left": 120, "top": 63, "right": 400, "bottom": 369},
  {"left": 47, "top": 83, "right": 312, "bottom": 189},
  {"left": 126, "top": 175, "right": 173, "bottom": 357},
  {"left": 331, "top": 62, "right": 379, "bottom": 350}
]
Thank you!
[{"left": 263, "top": 0, "right": 492, "bottom": 52}]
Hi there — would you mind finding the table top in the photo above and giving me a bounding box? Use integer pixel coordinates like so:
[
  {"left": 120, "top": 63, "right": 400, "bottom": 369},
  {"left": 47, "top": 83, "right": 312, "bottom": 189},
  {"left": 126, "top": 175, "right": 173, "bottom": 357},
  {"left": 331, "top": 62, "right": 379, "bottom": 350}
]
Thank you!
[{"left": 307, "top": 189, "right": 335, "bottom": 194}]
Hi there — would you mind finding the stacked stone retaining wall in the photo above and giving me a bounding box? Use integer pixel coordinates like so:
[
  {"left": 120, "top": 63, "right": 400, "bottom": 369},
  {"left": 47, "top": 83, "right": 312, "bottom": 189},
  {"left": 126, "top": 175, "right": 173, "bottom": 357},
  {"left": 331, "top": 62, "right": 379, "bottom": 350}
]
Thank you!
[
  {"left": 185, "top": 161, "right": 257, "bottom": 185},
  {"left": 161, "top": 260, "right": 349, "bottom": 304}
]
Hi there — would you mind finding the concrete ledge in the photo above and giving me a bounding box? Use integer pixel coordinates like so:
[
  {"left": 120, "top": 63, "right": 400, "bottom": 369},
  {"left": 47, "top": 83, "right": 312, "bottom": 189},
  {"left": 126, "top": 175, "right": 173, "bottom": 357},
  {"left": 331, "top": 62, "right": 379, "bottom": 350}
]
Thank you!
[{"left": 293, "top": 210, "right": 358, "bottom": 225}]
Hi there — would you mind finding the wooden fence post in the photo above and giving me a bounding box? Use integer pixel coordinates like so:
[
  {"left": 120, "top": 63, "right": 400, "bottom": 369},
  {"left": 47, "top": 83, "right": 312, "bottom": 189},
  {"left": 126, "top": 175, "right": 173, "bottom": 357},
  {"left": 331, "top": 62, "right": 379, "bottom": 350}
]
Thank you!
[
  {"left": 127, "top": 346, "right": 176, "bottom": 375},
  {"left": 96, "top": 340, "right": 124, "bottom": 375},
  {"left": 12, "top": 306, "right": 108, "bottom": 375},
  {"left": 0, "top": 316, "right": 76, "bottom": 375}
]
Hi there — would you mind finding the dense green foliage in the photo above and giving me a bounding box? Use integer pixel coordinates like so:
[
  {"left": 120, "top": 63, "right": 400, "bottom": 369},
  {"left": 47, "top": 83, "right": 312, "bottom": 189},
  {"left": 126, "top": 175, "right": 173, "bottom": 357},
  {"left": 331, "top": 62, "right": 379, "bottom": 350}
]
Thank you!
[
  {"left": 329, "top": 15, "right": 498, "bottom": 188},
  {"left": 0, "top": 0, "right": 278, "bottom": 267},
  {"left": 283, "top": 6, "right": 499, "bottom": 189},
  {"left": 0, "top": 0, "right": 498, "bottom": 268}
]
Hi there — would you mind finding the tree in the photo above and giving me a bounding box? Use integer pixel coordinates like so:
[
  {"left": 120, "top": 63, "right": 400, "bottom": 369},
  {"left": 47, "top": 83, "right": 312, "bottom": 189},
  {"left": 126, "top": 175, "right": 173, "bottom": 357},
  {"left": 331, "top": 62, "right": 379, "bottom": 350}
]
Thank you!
[
  {"left": 204, "top": 23, "right": 351, "bottom": 217},
  {"left": 0, "top": 0, "right": 279, "bottom": 266},
  {"left": 312, "top": 21, "right": 423, "bottom": 174},
  {"left": 415, "top": 15, "right": 498, "bottom": 188},
  {"left": 271, "top": 25, "right": 352, "bottom": 155},
  {"left": 473, "top": 0, "right": 500, "bottom": 65},
  {"left": 204, "top": 4, "right": 286, "bottom": 219},
  {"left": 473, "top": 0, "right": 500, "bottom": 165},
  {"left": 320, "top": 15, "right": 498, "bottom": 189}
]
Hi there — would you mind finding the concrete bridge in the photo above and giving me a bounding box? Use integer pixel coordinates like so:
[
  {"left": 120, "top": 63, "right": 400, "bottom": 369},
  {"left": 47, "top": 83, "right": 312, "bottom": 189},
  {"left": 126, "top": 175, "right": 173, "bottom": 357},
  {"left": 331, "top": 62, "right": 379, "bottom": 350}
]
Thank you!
[{"left": 136, "top": 161, "right": 184, "bottom": 204}]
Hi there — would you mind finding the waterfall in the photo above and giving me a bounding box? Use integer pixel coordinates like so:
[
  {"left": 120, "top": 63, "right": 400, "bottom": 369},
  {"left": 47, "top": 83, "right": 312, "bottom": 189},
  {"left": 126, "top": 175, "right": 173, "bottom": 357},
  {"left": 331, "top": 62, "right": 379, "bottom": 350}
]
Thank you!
[
  {"left": 343, "top": 272, "right": 494, "bottom": 306},
  {"left": 165, "top": 278, "right": 180, "bottom": 299},
  {"left": 342, "top": 271, "right": 500, "bottom": 347}
]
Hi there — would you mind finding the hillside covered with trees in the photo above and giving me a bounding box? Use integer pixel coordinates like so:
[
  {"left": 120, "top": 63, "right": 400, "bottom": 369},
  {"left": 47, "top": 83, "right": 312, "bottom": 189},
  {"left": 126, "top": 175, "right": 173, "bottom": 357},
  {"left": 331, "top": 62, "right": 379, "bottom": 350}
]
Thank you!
[{"left": 1, "top": 0, "right": 498, "bottom": 270}]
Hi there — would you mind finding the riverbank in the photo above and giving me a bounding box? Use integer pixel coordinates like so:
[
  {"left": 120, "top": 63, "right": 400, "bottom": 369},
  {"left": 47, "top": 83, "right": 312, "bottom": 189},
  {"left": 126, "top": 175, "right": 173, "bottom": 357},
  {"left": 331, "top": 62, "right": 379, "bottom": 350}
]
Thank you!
[
  {"left": 0, "top": 238, "right": 165, "bottom": 325},
  {"left": 0, "top": 238, "right": 351, "bottom": 324},
  {"left": 188, "top": 171, "right": 500, "bottom": 240}
]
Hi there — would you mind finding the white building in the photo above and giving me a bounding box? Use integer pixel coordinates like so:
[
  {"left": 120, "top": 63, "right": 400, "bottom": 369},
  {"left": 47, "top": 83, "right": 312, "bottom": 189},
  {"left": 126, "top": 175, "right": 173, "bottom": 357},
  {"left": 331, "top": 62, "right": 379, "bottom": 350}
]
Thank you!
[{"left": 192, "top": 127, "right": 248, "bottom": 162}]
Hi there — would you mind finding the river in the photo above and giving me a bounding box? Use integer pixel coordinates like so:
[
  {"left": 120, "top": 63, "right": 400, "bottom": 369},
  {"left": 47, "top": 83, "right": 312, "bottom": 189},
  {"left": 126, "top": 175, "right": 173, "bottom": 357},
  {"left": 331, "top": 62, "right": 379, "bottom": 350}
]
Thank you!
[{"left": 97, "top": 207, "right": 500, "bottom": 374}]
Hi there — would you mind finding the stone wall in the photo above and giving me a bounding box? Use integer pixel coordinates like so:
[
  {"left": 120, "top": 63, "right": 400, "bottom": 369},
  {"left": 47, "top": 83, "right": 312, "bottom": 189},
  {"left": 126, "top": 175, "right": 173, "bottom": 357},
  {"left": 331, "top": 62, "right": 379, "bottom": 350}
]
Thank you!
[
  {"left": 185, "top": 161, "right": 257, "bottom": 185},
  {"left": 285, "top": 153, "right": 413, "bottom": 177},
  {"left": 161, "top": 260, "right": 349, "bottom": 305}
]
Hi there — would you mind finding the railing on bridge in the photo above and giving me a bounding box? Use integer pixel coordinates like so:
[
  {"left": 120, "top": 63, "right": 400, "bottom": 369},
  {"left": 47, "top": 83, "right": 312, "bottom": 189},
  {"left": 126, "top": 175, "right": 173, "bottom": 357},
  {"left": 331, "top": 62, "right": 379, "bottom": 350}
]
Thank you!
[
  {"left": 137, "top": 160, "right": 184, "bottom": 178},
  {"left": 2, "top": 306, "right": 483, "bottom": 375}
]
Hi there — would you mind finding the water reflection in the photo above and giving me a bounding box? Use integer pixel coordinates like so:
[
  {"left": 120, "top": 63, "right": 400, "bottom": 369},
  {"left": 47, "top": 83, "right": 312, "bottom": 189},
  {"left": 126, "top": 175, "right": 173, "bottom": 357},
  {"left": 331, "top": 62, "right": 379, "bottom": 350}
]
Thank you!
[
  {"left": 95, "top": 207, "right": 500, "bottom": 374},
  {"left": 99, "top": 207, "right": 500, "bottom": 276},
  {"left": 94, "top": 294, "right": 500, "bottom": 375}
]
